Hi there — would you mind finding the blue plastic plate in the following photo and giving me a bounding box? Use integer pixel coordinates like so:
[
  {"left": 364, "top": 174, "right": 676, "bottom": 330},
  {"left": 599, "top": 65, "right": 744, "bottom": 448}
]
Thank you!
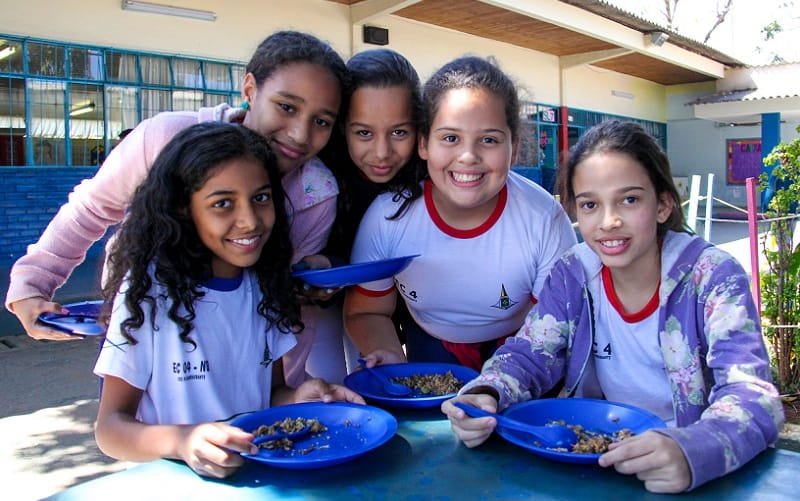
[
  {"left": 292, "top": 255, "right": 420, "bottom": 288},
  {"left": 344, "top": 362, "right": 479, "bottom": 409},
  {"left": 231, "top": 402, "right": 397, "bottom": 469},
  {"left": 38, "top": 300, "right": 105, "bottom": 336},
  {"left": 497, "top": 398, "right": 667, "bottom": 464}
]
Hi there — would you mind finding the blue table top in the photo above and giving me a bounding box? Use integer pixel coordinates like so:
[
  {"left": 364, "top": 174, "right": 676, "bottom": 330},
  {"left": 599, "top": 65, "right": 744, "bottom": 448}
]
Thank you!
[{"left": 50, "top": 408, "right": 798, "bottom": 500}]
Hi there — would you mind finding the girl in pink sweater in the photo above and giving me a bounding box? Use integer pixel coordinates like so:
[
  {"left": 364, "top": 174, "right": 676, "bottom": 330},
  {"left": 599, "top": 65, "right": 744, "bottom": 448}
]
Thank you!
[{"left": 7, "top": 31, "right": 346, "bottom": 385}]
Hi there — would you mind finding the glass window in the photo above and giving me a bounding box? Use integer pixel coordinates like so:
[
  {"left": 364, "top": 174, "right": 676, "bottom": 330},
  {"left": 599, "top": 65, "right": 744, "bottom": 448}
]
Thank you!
[
  {"left": 203, "top": 62, "right": 230, "bottom": 91},
  {"left": 28, "top": 79, "right": 66, "bottom": 165},
  {"left": 204, "top": 93, "right": 229, "bottom": 107},
  {"left": 105, "top": 86, "right": 138, "bottom": 140},
  {"left": 141, "top": 89, "right": 170, "bottom": 119},
  {"left": 140, "top": 55, "right": 170, "bottom": 85},
  {"left": 231, "top": 65, "right": 246, "bottom": 91},
  {"left": 106, "top": 51, "right": 138, "bottom": 83},
  {"left": 27, "top": 42, "right": 65, "bottom": 77},
  {"left": 0, "top": 77, "right": 26, "bottom": 165},
  {"left": 173, "top": 58, "right": 202, "bottom": 88},
  {"left": 172, "top": 90, "right": 202, "bottom": 111},
  {"left": 69, "top": 47, "right": 103, "bottom": 80},
  {"left": 0, "top": 39, "right": 23, "bottom": 74},
  {"left": 0, "top": 35, "right": 243, "bottom": 167},
  {"left": 69, "top": 83, "right": 104, "bottom": 166}
]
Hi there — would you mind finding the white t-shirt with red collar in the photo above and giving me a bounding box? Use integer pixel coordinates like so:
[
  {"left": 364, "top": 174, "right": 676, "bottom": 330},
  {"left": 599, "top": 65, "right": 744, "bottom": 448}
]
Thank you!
[
  {"left": 594, "top": 266, "right": 676, "bottom": 425},
  {"left": 351, "top": 171, "right": 576, "bottom": 344}
]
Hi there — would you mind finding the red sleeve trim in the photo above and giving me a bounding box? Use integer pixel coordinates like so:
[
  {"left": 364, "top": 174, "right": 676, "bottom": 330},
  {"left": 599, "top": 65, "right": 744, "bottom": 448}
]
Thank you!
[{"left": 353, "top": 285, "right": 395, "bottom": 298}]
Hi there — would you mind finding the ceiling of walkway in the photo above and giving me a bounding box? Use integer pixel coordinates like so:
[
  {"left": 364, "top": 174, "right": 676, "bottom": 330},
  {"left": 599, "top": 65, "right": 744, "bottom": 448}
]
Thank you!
[{"left": 330, "top": 0, "right": 741, "bottom": 85}]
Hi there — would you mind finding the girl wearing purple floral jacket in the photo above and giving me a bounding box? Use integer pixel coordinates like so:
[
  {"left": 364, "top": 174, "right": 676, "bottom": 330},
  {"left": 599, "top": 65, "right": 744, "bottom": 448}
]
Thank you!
[{"left": 442, "top": 120, "right": 783, "bottom": 493}]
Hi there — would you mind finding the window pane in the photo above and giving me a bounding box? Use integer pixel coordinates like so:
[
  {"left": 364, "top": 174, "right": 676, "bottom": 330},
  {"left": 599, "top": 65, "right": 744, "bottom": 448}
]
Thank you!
[
  {"left": 68, "top": 47, "right": 104, "bottom": 80},
  {"left": 231, "top": 65, "right": 245, "bottom": 91},
  {"left": 28, "top": 79, "right": 66, "bottom": 165},
  {"left": 140, "top": 55, "right": 170, "bottom": 85},
  {"left": 27, "top": 42, "right": 65, "bottom": 77},
  {"left": 141, "top": 89, "right": 170, "bottom": 119},
  {"left": 0, "top": 39, "right": 23, "bottom": 74},
  {"left": 0, "top": 77, "right": 26, "bottom": 166},
  {"left": 69, "top": 83, "right": 104, "bottom": 166},
  {"left": 106, "top": 51, "right": 138, "bottom": 83},
  {"left": 105, "top": 86, "right": 139, "bottom": 140},
  {"left": 203, "top": 62, "right": 230, "bottom": 91},
  {"left": 204, "top": 93, "right": 228, "bottom": 107},
  {"left": 173, "top": 58, "right": 202, "bottom": 88},
  {"left": 172, "top": 90, "right": 202, "bottom": 111}
]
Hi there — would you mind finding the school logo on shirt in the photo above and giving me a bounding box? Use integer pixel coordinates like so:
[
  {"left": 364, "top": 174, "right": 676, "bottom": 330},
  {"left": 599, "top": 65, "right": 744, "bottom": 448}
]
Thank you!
[{"left": 491, "top": 284, "right": 518, "bottom": 310}]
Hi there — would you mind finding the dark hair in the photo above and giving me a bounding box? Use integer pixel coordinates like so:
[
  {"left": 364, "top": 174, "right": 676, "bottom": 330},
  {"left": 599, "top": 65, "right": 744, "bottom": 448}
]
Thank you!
[
  {"left": 346, "top": 49, "right": 424, "bottom": 131},
  {"left": 348, "top": 49, "right": 425, "bottom": 217},
  {"left": 246, "top": 30, "right": 348, "bottom": 94},
  {"left": 321, "top": 49, "right": 427, "bottom": 260},
  {"left": 557, "top": 119, "right": 686, "bottom": 236},
  {"left": 421, "top": 56, "right": 520, "bottom": 143},
  {"left": 102, "top": 122, "right": 300, "bottom": 346}
]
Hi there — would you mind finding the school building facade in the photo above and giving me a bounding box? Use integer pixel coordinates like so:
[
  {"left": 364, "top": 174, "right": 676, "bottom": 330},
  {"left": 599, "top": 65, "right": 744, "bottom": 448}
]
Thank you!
[{"left": 1, "top": 0, "right": 798, "bottom": 261}]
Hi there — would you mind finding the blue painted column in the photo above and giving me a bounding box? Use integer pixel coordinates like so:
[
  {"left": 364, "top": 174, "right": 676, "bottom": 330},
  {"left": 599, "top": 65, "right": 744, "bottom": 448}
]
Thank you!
[{"left": 760, "top": 112, "right": 781, "bottom": 210}]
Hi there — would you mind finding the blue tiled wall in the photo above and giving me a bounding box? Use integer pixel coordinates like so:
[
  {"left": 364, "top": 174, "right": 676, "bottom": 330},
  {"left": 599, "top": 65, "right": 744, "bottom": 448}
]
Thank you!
[{"left": 0, "top": 167, "right": 102, "bottom": 265}]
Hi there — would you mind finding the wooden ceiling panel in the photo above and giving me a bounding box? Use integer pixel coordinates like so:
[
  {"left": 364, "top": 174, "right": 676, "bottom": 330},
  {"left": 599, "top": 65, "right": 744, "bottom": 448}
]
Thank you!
[
  {"left": 326, "top": 1, "right": 718, "bottom": 85},
  {"left": 394, "top": 0, "right": 615, "bottom": 56},
  {"left": 594, "top": 53, "right": 712, "bottom": 85}
]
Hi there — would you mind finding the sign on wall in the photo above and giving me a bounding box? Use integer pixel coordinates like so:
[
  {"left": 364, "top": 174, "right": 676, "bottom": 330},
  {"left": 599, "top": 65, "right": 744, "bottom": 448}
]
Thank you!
[{"left": 726, "top": 138, "right": 762, "bottom": 184}]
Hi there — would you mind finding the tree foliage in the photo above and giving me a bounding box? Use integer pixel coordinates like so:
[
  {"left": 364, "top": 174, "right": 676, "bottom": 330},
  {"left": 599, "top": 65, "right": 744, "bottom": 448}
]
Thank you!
[{"left": 760, "top": 126, "right": 800, "bottom": 393}]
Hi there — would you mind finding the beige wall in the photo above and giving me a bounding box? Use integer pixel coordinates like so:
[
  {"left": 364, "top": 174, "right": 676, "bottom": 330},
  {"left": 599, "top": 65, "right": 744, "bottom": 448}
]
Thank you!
[
  {"left": 351, "top": 15, "right": 666, "bottom": 121},
  {"left": 0, "top": 0, "right": 352, "bottom": 63},
  {"left": 353, "top": 16, "right": 562, "bottom": 105},
  {"left": 563, "top": 65, "right": 667, "bottom": 122},
  {"left": 1, "top": 0, "right": 667, "bottom": 122}
]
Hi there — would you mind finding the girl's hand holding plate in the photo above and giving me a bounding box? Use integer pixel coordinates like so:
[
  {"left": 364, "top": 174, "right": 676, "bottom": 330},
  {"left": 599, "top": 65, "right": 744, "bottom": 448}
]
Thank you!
[{"left": 293, "top": 256, "right": 341, "bottom": 302}]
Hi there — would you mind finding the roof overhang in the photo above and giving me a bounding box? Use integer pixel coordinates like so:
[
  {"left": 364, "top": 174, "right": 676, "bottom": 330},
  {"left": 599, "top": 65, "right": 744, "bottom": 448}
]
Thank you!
[
  {"left": 692, "top": 96, "right": 800, "bottom": 125},
  {"left": 688, "top": 65, "right": 800, "bottom": 125},
  {"left": 330, "top": 0, "right": 737, "bottom": 85}
]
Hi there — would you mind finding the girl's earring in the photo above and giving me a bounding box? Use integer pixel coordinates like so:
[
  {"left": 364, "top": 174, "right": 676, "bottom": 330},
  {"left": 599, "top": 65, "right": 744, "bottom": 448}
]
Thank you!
[{"left": 241, "top": 101, "right": 250, "bottom": 111}]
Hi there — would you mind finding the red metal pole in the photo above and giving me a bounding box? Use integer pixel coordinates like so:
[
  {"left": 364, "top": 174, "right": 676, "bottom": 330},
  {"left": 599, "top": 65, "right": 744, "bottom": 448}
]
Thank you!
[{"left": 745, "top": 177, "right": 761, "bottom": 314}]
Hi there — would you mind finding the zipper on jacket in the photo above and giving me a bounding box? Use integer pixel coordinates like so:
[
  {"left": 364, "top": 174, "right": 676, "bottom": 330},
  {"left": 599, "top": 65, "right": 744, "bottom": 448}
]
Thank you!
[{"left": 566, "top": 285, "right": 595, "bottom": 397}]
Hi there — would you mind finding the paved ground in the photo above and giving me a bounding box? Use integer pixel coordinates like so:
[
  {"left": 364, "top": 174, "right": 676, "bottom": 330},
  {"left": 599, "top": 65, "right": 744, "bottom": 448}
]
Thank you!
[
  {"left": 0, "top": 335, "right": 133, "bottom": 500},
  {"left": 0, "top": 220, "right": 798, "bottom": 499}
]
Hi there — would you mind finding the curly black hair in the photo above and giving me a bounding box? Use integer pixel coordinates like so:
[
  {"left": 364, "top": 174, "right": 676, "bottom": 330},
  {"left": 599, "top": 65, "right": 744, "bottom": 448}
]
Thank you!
[{"left": 102, "top": 122, "right": 301, "bottom": 347}]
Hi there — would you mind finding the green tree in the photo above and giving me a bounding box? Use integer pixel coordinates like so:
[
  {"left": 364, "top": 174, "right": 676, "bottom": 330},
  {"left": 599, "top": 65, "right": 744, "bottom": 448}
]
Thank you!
[{"left": 760, "top": 127, "right": 800, "bottom": 393}]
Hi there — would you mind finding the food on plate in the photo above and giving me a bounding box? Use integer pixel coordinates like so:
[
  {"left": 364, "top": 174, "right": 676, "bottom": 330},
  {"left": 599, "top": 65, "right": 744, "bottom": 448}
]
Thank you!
[
  {"left": 546, "top": 420, "right": 634, "bottom": 453},
  {"left": 391, "top": 371, "right": 463, "bottom": 395},
  {"left": 253, "top": 417, "right": 327, "bottom": 451}
]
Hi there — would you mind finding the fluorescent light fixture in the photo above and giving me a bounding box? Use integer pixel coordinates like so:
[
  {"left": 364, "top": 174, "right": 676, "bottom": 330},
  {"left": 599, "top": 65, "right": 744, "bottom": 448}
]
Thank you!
[
  {"left": 70, "top": 101, "right": 96, "bottom": 117},
  {"left": 121, "top": 0, "right": 216, "bottom": 21},
  {"left": 0, "top": 45, "right": 17, "bottom": 61},
  {"left": 611, "top": 90, "right": 634, "bottom": 100}
]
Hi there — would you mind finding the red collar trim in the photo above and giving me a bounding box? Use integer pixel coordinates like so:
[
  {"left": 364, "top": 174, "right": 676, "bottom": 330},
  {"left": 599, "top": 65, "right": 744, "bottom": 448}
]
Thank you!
[
  {"left": 423, "top": 179, "right": 507, "bottom": 239},
  {"left": 601, "top": 266, "right": 659, "bottom": 323}
]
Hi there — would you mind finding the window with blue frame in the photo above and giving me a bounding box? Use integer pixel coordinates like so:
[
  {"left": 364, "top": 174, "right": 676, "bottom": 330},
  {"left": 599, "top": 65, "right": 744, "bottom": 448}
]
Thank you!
[
  {"left": 513, "top": 102, "right": 666, "bottom": 194},
  {"left": 0, "top": 34, "right": 245, "bottom": 167}
]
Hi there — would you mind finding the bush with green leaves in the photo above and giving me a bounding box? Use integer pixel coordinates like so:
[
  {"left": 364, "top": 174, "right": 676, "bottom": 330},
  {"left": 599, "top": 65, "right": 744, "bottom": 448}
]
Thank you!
[{"left": 760, "top": 125, "right": 800, "bottom": 393}]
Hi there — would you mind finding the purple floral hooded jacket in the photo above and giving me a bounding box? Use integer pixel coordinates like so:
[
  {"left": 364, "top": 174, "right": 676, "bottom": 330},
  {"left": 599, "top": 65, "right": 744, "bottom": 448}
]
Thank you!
[{"left": 461, "top": 231, "right": 784, "bottom": 490}]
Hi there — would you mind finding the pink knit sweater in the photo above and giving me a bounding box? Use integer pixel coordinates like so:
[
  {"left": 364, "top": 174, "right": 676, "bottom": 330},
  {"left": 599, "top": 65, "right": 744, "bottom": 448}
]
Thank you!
[{"left": 6, "top": 104, "right": 338, "bottom": 310}]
